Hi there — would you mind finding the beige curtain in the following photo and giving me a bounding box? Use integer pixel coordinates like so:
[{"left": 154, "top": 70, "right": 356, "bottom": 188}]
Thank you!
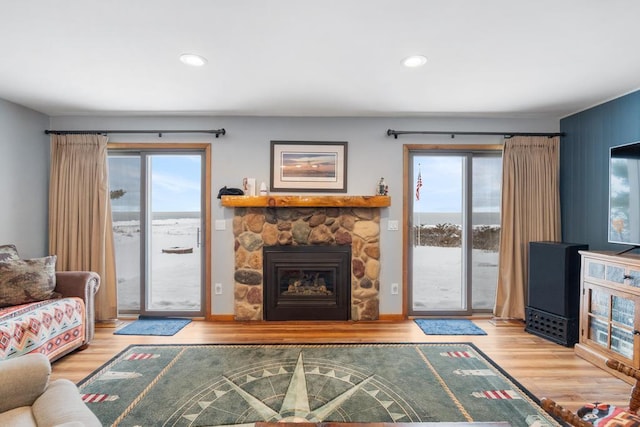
[
  {"left": 494, "top": 136, "right": 561, "bottom": 320},
  {"left": 49, "top": 134, "right": 117, "bottom": 322}
]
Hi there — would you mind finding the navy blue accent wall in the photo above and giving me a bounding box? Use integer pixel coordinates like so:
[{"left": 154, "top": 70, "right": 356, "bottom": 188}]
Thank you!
[{"left": 560, "top": 90, "right": 640, "bottom": 252}]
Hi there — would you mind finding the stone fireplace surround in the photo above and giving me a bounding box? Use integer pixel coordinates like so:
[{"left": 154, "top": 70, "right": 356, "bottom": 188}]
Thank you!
[{"left": 230, "top": 204, "right": 382, "bottom": 321}]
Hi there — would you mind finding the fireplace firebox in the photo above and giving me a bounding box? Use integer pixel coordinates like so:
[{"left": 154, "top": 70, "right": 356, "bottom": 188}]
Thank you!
[{"left": 263, "top": 245, "right": 351, "bottom": 321}]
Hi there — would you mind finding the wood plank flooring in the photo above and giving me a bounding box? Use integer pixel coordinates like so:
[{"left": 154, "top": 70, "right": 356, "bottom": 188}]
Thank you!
[{"left": 51, "top": 318, "right": 634, "bottom": 413}]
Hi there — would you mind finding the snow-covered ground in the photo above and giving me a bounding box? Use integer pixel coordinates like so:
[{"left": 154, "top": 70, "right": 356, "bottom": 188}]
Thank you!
[
  {"left": 113, "top": 217, "right": 202, "bottom": 312},
  {"left": 411, "top": 245, "right": 498, "bottom": 312},
  {"left": 112, "top": 219, "right": 499, "bottom": 314}
]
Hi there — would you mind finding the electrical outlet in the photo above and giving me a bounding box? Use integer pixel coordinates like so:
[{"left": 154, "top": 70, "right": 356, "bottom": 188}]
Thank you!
[
  {"left": 391, "top": 283, "right": 399, "bottom": 294},
  {"left": 387, "top": 220, "right": 399, "bottom": 231},
  {"left": 214, "top": 283, "right": 223, "bottom": 295}
]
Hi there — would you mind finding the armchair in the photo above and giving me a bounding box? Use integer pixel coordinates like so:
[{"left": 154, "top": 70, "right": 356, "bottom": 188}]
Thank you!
[{"left": 0, "top": 353, "right": 100, "bottom": 426}]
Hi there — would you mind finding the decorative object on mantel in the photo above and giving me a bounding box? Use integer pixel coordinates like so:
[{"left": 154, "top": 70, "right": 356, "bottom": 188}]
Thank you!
[
  {"left": 259, "top": 181, "right": 268, "bottom": 195},
  {"left": 216, "top": 186, "right": 244, "bottom": 199},
  {"left": 220, "top": 195, "right": 390, "bottom": 208},
  {"left": 270, "top": 140, "right": 348, "bottom": 193},
  {"left": 242, "top": 177, "right": 256, "bottom": 196},
  {"left": 376, "top": 177, "right": 388, "bottom": 196}
]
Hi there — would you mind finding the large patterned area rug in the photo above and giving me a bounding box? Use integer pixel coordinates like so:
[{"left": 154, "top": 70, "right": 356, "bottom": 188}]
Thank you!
[{"left": 78, "top": 343, "right": 560, "bottom": 427}]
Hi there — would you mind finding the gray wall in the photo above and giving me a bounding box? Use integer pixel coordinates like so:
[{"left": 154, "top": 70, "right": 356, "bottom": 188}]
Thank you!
[
  {"left": 50, "top": 115, "right": 558, "bottom": 315},
  {"left": 0, "top": 99, "right": 50, "bottom": 258}
]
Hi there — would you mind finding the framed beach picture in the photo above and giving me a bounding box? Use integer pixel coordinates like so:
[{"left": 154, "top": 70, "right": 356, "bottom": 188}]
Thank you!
[{"left": 270, "top": 141, "right": 348, "bottom": 192}]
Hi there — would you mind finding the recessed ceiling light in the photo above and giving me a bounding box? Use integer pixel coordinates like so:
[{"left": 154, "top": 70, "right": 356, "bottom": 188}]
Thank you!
[
  {"left": 402, "top": 55, "right": 427, "bottom": 68},
  {"left": 179, "top": 53, "right": 208, "bottom": 67}
]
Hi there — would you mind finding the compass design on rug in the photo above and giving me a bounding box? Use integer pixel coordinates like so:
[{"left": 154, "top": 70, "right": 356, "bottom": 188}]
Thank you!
[{"left": 165, "top": 351, "right": 421, "bottom": 426}]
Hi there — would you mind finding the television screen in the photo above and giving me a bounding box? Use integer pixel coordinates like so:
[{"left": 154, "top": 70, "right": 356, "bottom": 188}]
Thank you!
[{"left": 609, "top": 141, "right": 640, "bottom": 245}]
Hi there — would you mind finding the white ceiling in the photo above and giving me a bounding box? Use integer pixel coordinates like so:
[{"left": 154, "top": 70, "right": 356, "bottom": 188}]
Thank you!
[{"left": 2, "top": 0, "right": 640, "bottom": 118}]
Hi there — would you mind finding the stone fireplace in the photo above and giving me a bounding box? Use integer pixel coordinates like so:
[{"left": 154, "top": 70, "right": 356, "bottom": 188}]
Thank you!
[{"left": 230, "top": 204, "right": 382, "bottom": 321}]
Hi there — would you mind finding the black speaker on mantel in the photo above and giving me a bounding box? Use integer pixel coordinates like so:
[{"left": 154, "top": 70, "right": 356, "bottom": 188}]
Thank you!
[{"left": 525, "top": 241, "right": 588, "bottom": 346}]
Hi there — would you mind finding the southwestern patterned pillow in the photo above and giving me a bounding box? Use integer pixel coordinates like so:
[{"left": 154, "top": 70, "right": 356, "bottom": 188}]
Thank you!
[
  {"left": 0, "top": 244, "right": 19, "bottom": 262},
  {"left": 577, "top": 402, "right": 640, "bottom": 426},
  {"left": 0, "top": 255, "right": 57, "bottom": 307}
]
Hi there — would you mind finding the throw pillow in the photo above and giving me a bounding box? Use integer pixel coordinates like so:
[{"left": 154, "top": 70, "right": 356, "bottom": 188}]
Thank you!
[
  {"left": 577, "top": 402, "right": 640, "bottom": 426},
  {"left": 0, "top": 244, "right": 19, "bottom": 262},
  {"left": 0, "top": 255, "right": 57, "bottom": 307}
]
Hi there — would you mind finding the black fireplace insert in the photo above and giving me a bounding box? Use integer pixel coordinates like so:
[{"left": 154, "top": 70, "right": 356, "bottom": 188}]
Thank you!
[{"left": 263, "top": 245, "right": 351, "bottom": 320}]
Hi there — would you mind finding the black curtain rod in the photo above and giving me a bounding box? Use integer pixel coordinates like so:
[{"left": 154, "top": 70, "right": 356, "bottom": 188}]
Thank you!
[
  {"left": 386, "top": 129, "right": 564, "bottom": 139},
  {"left": 44, "top": 128, "right": 226, "bottom": 138}
]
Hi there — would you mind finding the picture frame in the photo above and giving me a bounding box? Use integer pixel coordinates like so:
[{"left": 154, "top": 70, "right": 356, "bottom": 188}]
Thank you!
[{"left": 270, "top": 141, "right": 348, "bottom": 192}]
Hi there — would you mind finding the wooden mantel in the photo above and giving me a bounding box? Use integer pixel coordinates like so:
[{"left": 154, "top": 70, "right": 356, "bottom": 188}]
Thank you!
[{"left": 220, "top": 195, "right": 390, "bottom": 208}]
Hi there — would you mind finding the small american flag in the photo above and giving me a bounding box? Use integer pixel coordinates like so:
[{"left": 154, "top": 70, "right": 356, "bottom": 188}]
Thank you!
[{"left": 415, "top": 170, "right": 423, "bottom": 201}]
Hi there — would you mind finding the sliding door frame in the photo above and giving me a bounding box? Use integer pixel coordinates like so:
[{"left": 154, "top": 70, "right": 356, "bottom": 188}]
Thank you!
[
  {"left": 402, "top": 144, "right": 502, "bottom": 318},
  {"left": 108, "top": 142, "right": 212, "bottom": 319}
]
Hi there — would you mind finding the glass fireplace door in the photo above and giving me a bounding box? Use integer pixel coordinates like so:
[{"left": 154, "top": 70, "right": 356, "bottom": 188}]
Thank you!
[{"left": 263, "top": 246, "right": 350, "bottom": 320}]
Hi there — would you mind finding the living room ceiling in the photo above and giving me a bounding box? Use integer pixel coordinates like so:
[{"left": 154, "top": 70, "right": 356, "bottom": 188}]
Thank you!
[{"left": 2, "top": 1, "right": 639, "bottom": 118}]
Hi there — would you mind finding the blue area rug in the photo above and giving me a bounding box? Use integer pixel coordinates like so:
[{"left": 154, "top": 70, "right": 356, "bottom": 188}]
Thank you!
[
  {"left": 114, "top": 316, "right": 191, "bottom": 336},
  {"left": 414, "top": 318, "right": 487, "bottom": 335}
]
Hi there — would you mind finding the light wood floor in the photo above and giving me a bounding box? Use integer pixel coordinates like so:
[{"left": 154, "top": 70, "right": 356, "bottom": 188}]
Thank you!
[{"left": 52, "top": 318, "right": 633, "bottom": 413}]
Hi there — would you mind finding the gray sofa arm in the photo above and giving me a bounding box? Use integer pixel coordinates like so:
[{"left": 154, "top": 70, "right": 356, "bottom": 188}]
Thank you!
[
  {"left": 0, "top": 353, "right": 50, "bottom": 413},
  {"left": 0, "top": 354, "right": 101, "bottom": 426},
  {"left": 54, "top": 271, "right": 100, "bottom": 344},
  {"left": 33, "top": 379, "right": 102, "bottom": 426}
]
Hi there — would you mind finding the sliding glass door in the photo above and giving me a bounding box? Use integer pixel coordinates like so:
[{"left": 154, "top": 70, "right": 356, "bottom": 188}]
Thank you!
[
  {"left": 411, "top": 155, "right": 465, "bottom": 313},
  {"left": 109, "top": 149, "right": 206, "bottom": 317},
  {"left": 409, "top": 148, "right": 501, "bottom": 316}
]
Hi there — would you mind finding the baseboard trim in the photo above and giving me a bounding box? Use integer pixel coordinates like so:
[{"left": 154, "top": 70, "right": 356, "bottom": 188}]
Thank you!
[
  {"left": 378, "top": 314, "right": 405, "bottom": 321},
  {"left": 208, "top": 314, "right": 236, "bottom": 322},
  {"left": 205, "top": 314, "right": 405, "bottom": 322}
]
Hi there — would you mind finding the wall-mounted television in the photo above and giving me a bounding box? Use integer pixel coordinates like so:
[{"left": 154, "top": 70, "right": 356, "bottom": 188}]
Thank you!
[{"left": 609, "top": 141, "right": 640, "bottom": 246}]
